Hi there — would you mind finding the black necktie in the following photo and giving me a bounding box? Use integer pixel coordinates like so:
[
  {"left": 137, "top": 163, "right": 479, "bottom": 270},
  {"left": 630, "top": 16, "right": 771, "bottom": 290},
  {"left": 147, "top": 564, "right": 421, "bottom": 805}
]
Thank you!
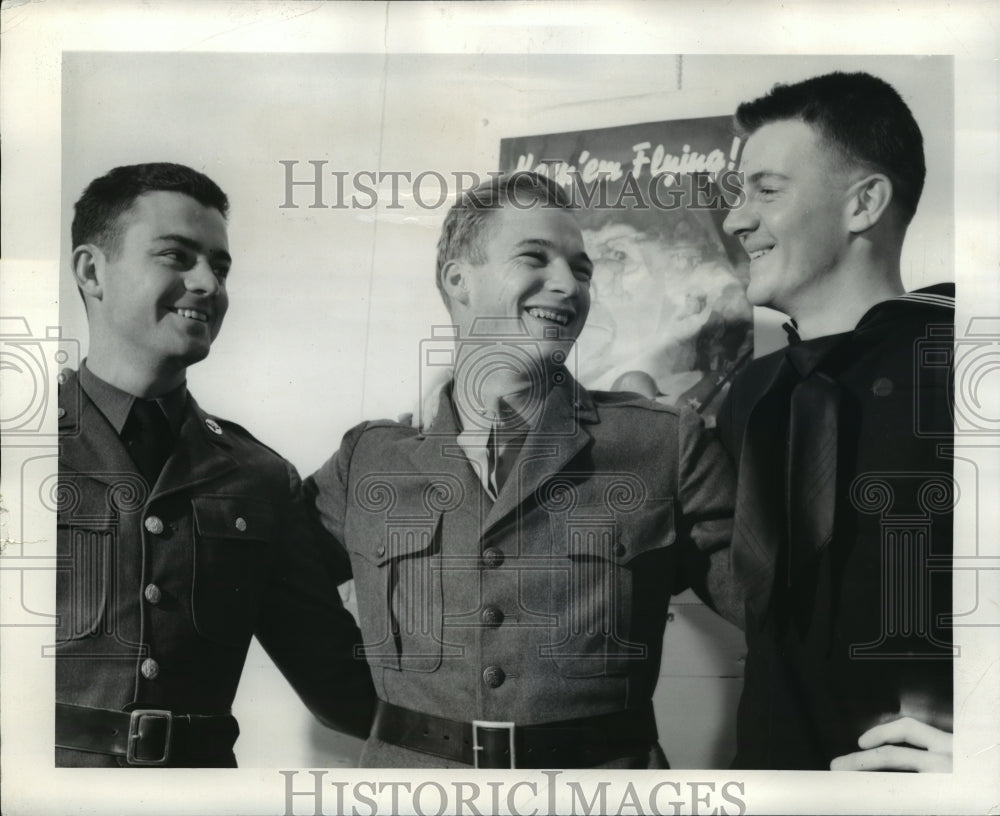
[
  {"left": 123, "top": 398, "right": 173, "bottom": 487},
  {"left": 731, "top": 360, "right": 796, "bottom": 623},
  {"left": 732, "top": 334, "right": 846, "bottom": 627},
  {"left": 785, "top": 364, "right": 841, "bottom": 628}
]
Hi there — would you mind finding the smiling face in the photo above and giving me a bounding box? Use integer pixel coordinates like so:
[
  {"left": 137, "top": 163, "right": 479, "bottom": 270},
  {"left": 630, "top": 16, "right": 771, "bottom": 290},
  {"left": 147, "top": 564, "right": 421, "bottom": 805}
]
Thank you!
[
  {"left": 723, "top": 119, "right": 858, "bottom": 317},
  {"left": 89, "top": 190, "right": 231, "bottom": 378},
  {"left": 459, "top": 204, "right": 593, "bottom": 370}
]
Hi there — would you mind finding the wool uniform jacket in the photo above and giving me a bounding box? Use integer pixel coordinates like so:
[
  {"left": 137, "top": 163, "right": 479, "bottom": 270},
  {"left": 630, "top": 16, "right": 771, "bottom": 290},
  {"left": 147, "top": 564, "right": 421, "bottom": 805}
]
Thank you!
[
  {"left": 715, "top": 284, "right": 955, "bottom": 769},
  {"left": 306, "top": 374, "right": 736, "bottom": 768},
  {"left": 56, "top": 367, "right": 375, "bottom": 766}
]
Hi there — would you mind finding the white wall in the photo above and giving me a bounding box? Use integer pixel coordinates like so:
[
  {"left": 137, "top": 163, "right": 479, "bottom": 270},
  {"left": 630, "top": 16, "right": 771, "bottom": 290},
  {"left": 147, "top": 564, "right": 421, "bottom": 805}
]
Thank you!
[{"left": 55, "top": 52, "right": 953, "bottom": 768}]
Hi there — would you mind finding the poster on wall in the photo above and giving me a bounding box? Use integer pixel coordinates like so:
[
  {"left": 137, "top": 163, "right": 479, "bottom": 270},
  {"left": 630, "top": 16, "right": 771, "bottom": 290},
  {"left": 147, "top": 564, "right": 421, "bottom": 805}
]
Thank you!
[{"left": 500, "top": 116, "right": 752, "bottom": 420}]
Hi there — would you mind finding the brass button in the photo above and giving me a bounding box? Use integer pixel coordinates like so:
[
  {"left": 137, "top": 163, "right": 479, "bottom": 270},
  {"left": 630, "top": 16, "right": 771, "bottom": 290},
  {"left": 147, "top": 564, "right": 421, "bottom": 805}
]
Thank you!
[
  {"left": 481, "top": 606, "right": 504, "bottom": 628},
  {"left": 483, "top": 665, "right": 505, "bottom": 688},
  {"left": 482, "top": 548, "right": 504, "bottom": 568},
  {"left": 376, "top": 544, "right": 386, "bottom": 558},
  {"left": 140, "top": 658, "right": 160, "bottom": 680},
  {"left": 143, "top": 584, "right": 162, "bottom": 605},
  {"left": 144, "top": 516, "right": 164, "bottom": 535},
  {"left": 235, "top": 517, "right": 247, "bottom": 532},
  {"left": 613, "top": 542, "right": 627, "bottom": 557},
  {"left": 57, "top": 407, "right": 67, "bottom": 419}
]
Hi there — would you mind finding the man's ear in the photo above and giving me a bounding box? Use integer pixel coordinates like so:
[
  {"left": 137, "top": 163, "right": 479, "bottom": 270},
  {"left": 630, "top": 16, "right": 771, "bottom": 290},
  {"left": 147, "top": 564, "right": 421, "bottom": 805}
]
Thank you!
[
  {"left": 846, "top": 173, "right": 894, "bottom": 234},
  {"left": 70, "top": 244, "right": 105, "bottom": 301},
  {"left": 440, "top": 258, "right": 471, "bottom": 307}
]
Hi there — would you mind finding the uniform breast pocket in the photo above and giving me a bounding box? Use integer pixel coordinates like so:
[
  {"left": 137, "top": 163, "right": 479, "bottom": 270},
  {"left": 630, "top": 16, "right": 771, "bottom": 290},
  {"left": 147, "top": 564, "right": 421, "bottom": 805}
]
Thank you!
[
  {"left": 191, "top": 495, "right": 279, "bottom": 647},
  {"left": 542, "top": 496, "right": 676, "bottom": 678},
  {"left": 345, "top": 509, "right": 444, "bottom": 673}
]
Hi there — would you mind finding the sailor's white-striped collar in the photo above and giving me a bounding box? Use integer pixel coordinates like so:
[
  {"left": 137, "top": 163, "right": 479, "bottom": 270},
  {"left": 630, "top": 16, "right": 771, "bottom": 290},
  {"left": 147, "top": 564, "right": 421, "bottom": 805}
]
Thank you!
[{"left": 893, "top": 290, "right": 955, "bottom": 308}]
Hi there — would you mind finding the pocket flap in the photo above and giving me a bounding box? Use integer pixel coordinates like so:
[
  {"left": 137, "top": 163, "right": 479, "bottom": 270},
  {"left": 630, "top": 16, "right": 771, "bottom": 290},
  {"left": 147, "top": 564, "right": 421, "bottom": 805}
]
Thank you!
[
  {"left": 350, "top": 512, "right": 442, "bottom": 567},
  {"left": 192, "top": 495, "right": 278, "bottom": 542}
]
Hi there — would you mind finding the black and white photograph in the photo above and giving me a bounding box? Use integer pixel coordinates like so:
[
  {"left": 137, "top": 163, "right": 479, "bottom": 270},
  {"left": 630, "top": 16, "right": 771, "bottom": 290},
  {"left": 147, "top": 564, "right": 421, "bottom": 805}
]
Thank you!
[{"left": 1, "top": 2, "right": 998, "bottom": 814}]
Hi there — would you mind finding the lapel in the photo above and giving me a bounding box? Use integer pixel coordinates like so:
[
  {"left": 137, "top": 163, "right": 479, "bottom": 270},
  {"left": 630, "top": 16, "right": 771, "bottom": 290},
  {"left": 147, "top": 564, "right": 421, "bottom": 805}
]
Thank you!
[
  {"left": 736, "top": 354, "right": 795, "bottom": 456},
  {"left": 151, "top": 396, "right": 240, "bottom": 501},
  {"left": 59, "top": 369, "right": 138, "bottom": 484},
  {"left": 406, "top": 384, "right": 485, "bottom": 510},
  {"left": 59, "top": 369, "right": 239, "bottom": 504},
  {"left": 483, "top": 373, "right": 597, "bottom": 534}
]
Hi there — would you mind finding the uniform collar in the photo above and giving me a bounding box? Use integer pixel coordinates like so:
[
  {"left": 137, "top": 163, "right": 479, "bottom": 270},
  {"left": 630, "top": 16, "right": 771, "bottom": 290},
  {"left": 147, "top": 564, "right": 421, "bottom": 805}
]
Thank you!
[
  {"left": 783, "top": 283, "right": 955, "bottom": 378},
  {"left": 423, "top": 368, "right": 595, "bottom": 435},
  {"left": 79, "top": 360, "right": 187, "bottom": 436},
  {"left": 784, "top": 283, "right": 955, "bottom": 346},
  {"left": 453, "top": 389, "right": 541, "bottom": 438},
  {"left": 854, "top": 282, "right": 955, "bottom": 333}
]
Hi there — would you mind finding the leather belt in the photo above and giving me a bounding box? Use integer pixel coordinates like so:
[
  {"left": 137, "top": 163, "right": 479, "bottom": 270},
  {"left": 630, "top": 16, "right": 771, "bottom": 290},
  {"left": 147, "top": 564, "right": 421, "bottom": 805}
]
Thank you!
[
  {"left": 56, "top": 702, "right": 239, "bottom": 767},
  {"left": 371, "top": 699, "right": 658, "bottom": 768}
]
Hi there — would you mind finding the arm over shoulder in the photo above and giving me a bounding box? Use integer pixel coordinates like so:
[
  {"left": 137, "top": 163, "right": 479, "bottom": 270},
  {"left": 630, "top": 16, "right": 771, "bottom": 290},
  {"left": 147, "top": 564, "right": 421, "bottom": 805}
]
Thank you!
[
  {"left": 303, "top": 420, "right": 381, "bottom": 545},
  {"left": 254, "top": 441, "right": 376, "bottom": 739},
  {"left": 675, "top": 408, "right": 742, "bottom": 628}
]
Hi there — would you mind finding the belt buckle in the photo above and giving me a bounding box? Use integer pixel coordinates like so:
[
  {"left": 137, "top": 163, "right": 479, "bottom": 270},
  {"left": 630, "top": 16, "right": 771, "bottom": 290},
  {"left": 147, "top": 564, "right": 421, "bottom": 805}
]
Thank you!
[
  {"left": 126, "top": 709, "right": 173, "bottom": 766},
  {"left": 472, "top": 720, "right": 515, "bottom": 769}
]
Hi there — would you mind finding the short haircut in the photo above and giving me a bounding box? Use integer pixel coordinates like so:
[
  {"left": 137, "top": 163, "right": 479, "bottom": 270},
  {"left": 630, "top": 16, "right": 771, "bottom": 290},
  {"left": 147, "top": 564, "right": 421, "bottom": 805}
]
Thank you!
[
  {"left": 734, "top": 71, "right": 925, "bottom": 224},
  {"left": 435, "top": 171, "right": 574, "bottom": 308},
  {"left": 72, "top": 162, "right": 230, "bottom": 255}
]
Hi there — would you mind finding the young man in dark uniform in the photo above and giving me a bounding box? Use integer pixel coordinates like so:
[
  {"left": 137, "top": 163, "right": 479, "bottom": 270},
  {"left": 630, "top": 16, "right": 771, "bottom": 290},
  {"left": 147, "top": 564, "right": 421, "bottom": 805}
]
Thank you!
[
  {"left": 56, "top": 163, "right": 374, "bottom": 766},
  {"left": 718, "top": 72, "right": 954, "bottom": 771}
]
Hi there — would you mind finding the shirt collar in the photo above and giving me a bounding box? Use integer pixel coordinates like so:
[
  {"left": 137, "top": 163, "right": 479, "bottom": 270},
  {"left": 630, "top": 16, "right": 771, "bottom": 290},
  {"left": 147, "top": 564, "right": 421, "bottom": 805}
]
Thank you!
[
  {"left": 452, "top": 387, "right": 535, "bottom": 502},
  {"left": 451, "top": 385, "right": 543, "bottom": 438},
  {"left": 79, "top": 360, "right": 188, "bottom": 436}
]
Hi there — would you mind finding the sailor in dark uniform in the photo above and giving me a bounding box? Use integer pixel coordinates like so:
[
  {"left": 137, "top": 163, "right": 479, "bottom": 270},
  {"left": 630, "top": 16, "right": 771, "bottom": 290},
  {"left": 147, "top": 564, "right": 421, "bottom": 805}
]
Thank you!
[{"left": 718, "top": 72, "right": 954, "bottom": 771}]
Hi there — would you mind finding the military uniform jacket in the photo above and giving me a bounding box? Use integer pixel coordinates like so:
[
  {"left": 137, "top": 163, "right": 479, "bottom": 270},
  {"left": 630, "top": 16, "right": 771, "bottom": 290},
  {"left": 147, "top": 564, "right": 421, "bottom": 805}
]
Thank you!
[
  {"left": 715, "top": 284, "right": 955, "bottom": 769},
  {"left": 306, "top": 374, "right": 735, "bottom": 768},
  {"left": 56, "top": 368, "right": 374, "bottom": 766}
]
